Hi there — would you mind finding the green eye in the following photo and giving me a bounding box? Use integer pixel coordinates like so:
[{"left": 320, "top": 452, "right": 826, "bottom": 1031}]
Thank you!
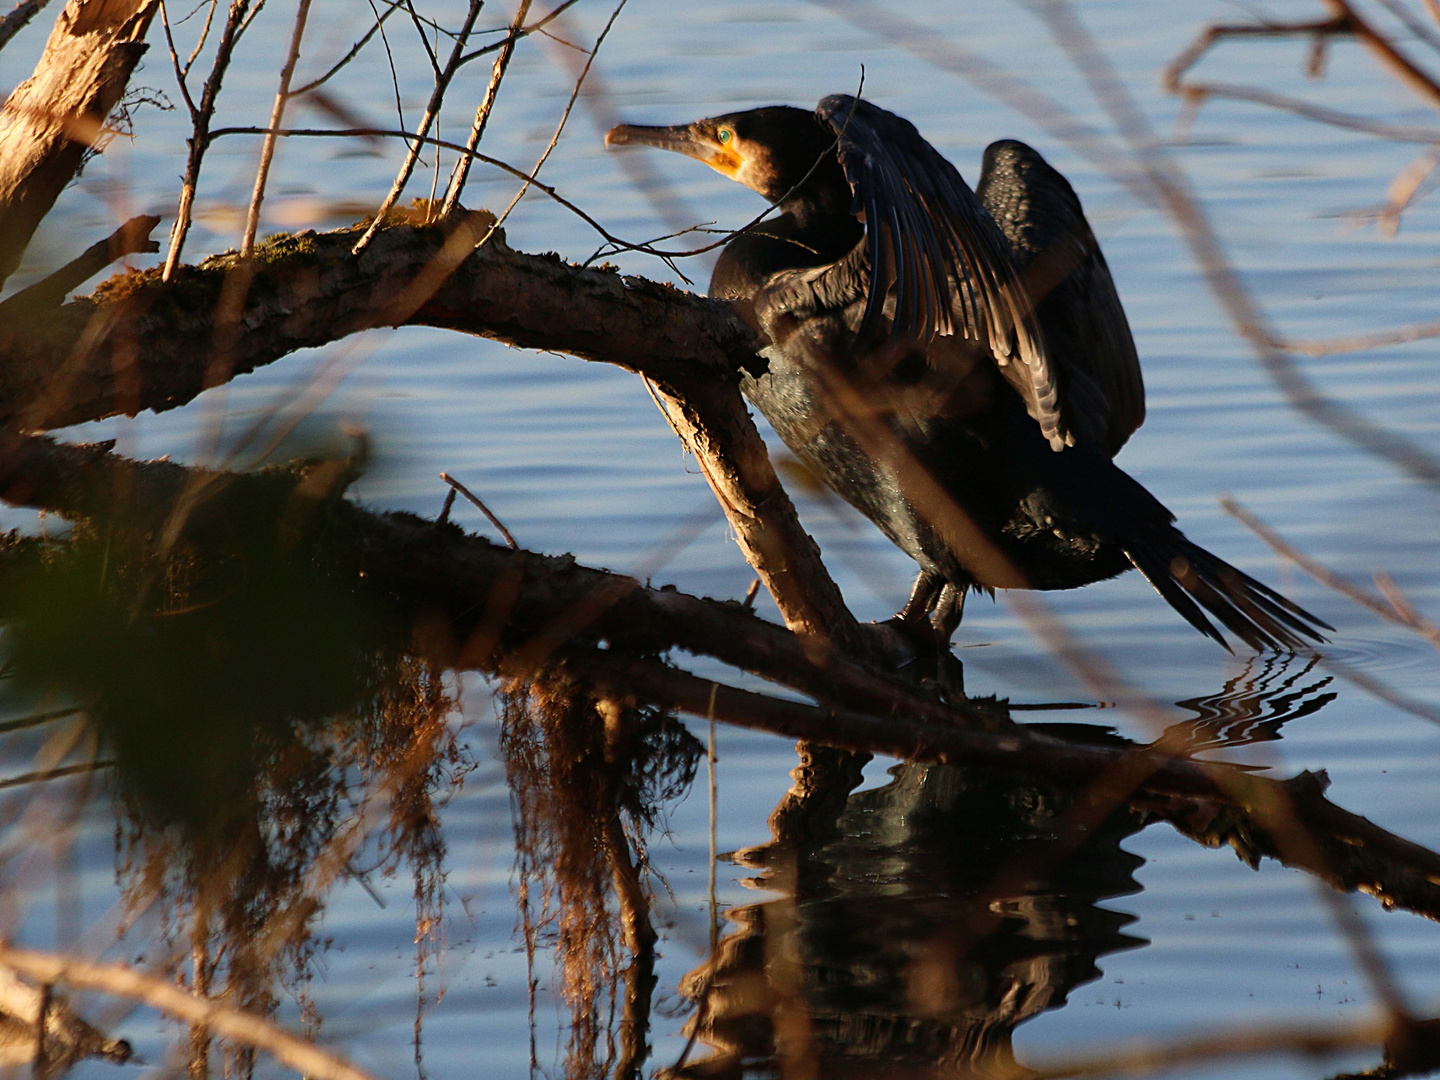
[{"left": 717, "top": 128, "right": 733, "bottom": 144}]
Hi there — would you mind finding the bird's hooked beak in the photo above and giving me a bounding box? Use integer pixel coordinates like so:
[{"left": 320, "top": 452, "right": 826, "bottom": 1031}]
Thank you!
[{"left": 605, "top": 122, "right": 743, "bottom": 181}]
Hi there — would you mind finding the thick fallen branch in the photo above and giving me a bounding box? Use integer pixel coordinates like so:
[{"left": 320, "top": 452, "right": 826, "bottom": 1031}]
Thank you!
[
  {"left": 0, "top": 213, "right": 748, "bottom": 434},
  {"left": 2, "top": 434, "right": 1439, "bottom": 922},
  {"left": 0, "top": 212, "right": 860, "bottom": 643},
  {"left": 0, "top": 0, "right": 157, "bottom": 286},
  {"left": 0, "top": 434, "right": 975, "bottom": 730}
]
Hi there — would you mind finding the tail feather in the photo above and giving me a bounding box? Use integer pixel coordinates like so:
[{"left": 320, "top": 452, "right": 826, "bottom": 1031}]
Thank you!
[
  {"left": 1123, "top": 532, "right": 1330, "bottom": 652},
  {"left": 1125, "top": 537, "right": 1230, "bottom": 648}
]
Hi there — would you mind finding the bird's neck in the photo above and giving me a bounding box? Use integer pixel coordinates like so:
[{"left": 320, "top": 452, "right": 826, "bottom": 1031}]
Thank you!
[
  {"left": 779, "top": 180, "right": 856, "bottom": 244},
  {"left": 769, "top": 190, "right": 862, "bottom": 265},
  {"left": 709, "top": 191, "right": 861, "bottom": 304}
]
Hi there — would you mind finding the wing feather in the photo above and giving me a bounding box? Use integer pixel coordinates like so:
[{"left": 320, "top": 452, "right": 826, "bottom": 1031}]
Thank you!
[
  {"left": 816, "top": 94, "right": 1070, "bottom": 450},
  {"left": 977, "top": 139, "right": 1145, "bottom": 454}
]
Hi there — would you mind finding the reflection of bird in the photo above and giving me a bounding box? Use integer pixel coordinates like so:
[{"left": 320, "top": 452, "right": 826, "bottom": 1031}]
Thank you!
[
  {"left": 1165, "top": 652, "right": 1335, "bottom": 751},
  {"left": 670, "top": 758, "right": 1147, "bottom": 1079},
  {"left": 607, "top": 96, "right": 1329, "bottom": 651}
]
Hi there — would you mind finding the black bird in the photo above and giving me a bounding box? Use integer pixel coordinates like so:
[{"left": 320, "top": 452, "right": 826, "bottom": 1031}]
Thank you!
[{"left": 606, "top": 95, "right": 1329, "bottom": 651}]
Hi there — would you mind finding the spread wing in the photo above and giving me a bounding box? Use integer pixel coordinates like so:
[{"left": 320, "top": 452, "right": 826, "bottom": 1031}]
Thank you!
[
  {"left": 977, "top": 140, "right": 1145, "bottom": 455},
  {"left": 812, "top": 94, "right": 1070, "bottom": 451}
]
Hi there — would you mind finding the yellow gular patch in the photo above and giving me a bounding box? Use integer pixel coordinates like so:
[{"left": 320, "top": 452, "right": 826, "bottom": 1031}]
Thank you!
[{"left": 705, "top": 149, "right": 743, "bottom": 179}]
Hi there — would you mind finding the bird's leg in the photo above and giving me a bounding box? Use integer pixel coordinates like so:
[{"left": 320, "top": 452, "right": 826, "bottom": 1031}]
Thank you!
[
  {"left": 898, "top": 569, "right": 945, "bottom": 630},
  {"left": 929, "top": 583, "right": 967, "bottom": 699},
  {"left": 929, "top": 582, "right": 967, "bottom": 643},
  {"left": 863, "top": 569, "right": 944, "bottom": 668}
]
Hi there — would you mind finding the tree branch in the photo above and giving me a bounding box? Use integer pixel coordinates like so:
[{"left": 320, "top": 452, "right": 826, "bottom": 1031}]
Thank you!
[
  {"left": 0, "top": 213, "right": 158, "bottom": 315},
  {"left": 0, "top": 212, "right": 858, "bottom": 642},
  {"left": 0, "top": 0, "right": 54, "bottom": 52},
  {"left": 0, "top": 0, "right": 158, "bottom": 287},
  {"left": 1, "top": 434, "right": 1438, "bottom": 923}
]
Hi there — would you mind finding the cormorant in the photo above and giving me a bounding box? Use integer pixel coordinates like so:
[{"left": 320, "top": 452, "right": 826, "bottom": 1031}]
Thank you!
[{"left": 606, "top": 95, "right": 1329, "bottom": 651}]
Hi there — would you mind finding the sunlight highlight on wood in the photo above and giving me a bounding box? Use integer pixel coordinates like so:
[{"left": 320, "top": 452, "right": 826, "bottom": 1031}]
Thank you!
[{"left": 0, "top": 947, "right": 379, "bottom": 1080}]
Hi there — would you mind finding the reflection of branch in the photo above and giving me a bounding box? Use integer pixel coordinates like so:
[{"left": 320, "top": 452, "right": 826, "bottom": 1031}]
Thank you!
[
  {"left": 0, "top": 947, "right": 377, "bottom": 1080},
  {"left": 563, "top": 650, "right": 1440, "bottom": 924},
  {"left": 1024, "top": 1013, "right": 1388, "bottom": 1080},
  {"left": 0, "top": 436, "right": 903, "bottom": 729},
  {"left": 5, "top": 436, "right": 1440, "bottom": 929}
]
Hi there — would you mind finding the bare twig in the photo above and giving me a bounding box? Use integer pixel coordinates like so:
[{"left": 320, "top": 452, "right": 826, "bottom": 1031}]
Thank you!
[
  {"left": 452, "top": 0, "right": 628, "bottom": 261},
  {"left": 435, "top": 485, "right": 457, "bottom": 526},
  {"left": 0, "top": 0, "right": 53, "bottom": 53},
  {"left": 453, "top": 0, "right": 577, "bottom": 65},
  {"left": 1163, "top": 15, "right": 1353, "bottom": 97},
  {"left": 1373, "top": 144, "right": 1440, "bottom": 235},
  {"left": 1172, "top": 80, "right": 1440, "bottom": 143},
  {"left": 351, "top": 0, "right": 488, "bottom": 252},
  {"left": 440, "top": 0, "right": 531, "bottom": 214},
  {"left": 0, "top": 214, "right": 159, "bottom": 315},
  {"left": 156, "top": 0, "right": 200, "bottom": 116},
  {"left": 162, "top": 0, "right": 266, "bottom": 278},
  {"left": 1070, "top": 0, "right": 1440, "bottom": 488},
  {"left": 287, "top": 0, "right": 394, "bottom": 96},
  {"left": 240, "top": 0, "right": 314, "bottom": 257},
  {"left": 1268, "top": 319, "right": 1440, "bottom": 356},
  {"left": 0, "top": 947, "right": 379, "bottom": 1080},
  {"left": 365, "top": 0, "right": 405, "bottom": 133},
  {"left": 1372, "top": 0, "right": 1440, "bottom": 58},
  {"left": 439, "top": 471, "right": 517, "bottom": 548},
  {"left": 180, "top": 0, "right": 218, "bottom": 78},
  {"left": 1329, "top": 0, "right": 1440, "bottom": 112},
  {"left": 0, "top": 761, "right": 113, "bottom": 791}
]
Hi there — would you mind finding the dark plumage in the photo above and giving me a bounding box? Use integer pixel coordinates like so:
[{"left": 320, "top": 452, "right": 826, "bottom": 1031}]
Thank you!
[{"left": 606, "top": 96, "right": 1329, "bottom": 651}]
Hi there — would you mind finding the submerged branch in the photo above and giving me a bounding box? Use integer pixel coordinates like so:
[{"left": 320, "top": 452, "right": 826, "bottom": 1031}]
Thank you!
[{"left": 1, "top": 435, "right": 1439, "bottom": 923}]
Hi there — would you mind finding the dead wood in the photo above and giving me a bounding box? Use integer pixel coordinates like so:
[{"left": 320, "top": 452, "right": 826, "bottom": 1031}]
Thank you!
[
  {"left": 0, "top": 212, "right": 158, "bottom": 315},
  {"left": 0, "top": 211, "right": 860, "bottom": 646},
  {"left": 0, "top": 965, "right": 130, "bottom": 1074},
  {"left": 0, "top": 0, "right": 157, "bottom": 287},
  {"left": 0, "top": 434, "right": 971, "bottom": 731},
  {"left": 0, "top": 0, "right": 54, "bottom": 52},
  {"left": 2, "top": 433, "right": 1439, "bottom": 924}
]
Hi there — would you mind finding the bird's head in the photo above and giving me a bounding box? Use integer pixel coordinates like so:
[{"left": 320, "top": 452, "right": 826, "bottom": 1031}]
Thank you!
[{"left": 605, "top": 105, "right": 843, "bottom": 207}]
